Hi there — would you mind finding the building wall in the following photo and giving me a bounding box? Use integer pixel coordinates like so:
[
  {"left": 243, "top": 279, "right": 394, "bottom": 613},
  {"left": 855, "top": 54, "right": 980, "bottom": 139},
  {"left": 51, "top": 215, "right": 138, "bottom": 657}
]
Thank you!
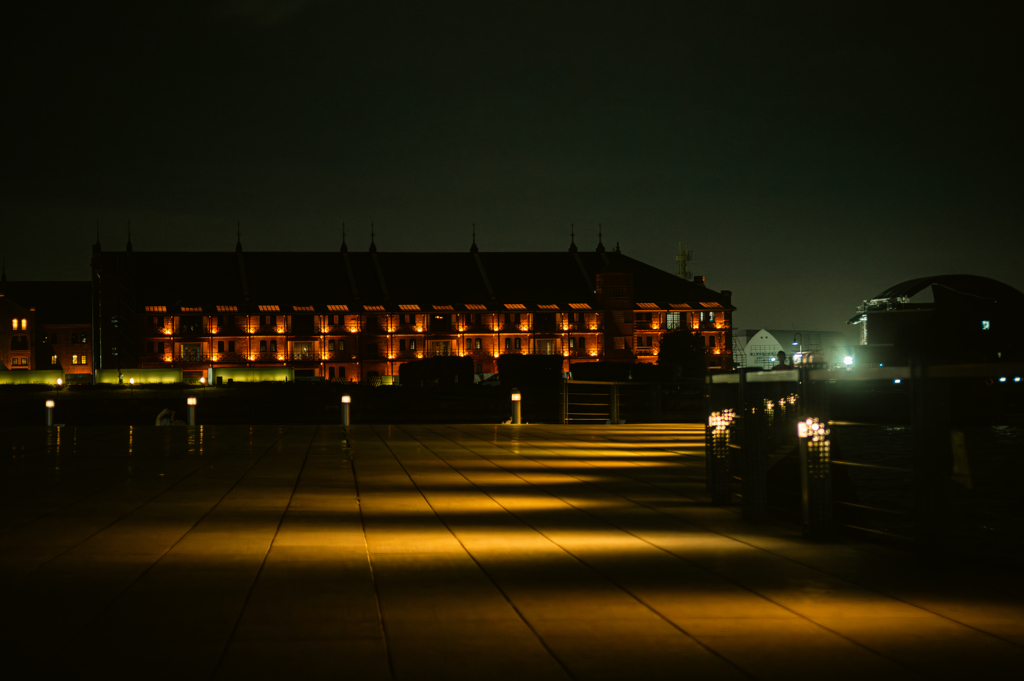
[
  {"left": 130, "top": 307, "right": 732, "bottom": 381},
  {"left": 41, "top": 323, "right": 93, "bottom": 374},
  {"left": 1, "top": 302, "right": 34, "bottom": 370}
]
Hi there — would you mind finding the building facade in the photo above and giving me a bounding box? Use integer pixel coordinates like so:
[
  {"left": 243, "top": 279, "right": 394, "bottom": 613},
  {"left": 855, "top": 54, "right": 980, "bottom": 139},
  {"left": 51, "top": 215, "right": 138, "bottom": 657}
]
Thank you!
[
  {"left": 0, "top": 275, "right": 93, "bottom": 376},
  {"left": 90, "top": 236, "right": 735, "bottom": 381},
  {"left": 848, "top": 274, "right": 1024, "bottom": 366}
]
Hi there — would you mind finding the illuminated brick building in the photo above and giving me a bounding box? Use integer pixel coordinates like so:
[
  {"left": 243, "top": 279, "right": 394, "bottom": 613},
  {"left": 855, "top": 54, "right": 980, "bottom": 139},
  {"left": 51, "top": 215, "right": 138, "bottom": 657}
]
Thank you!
[
  {"left": 0, "top": 272, "right": 92, "bottom": 376},
  {"left": 91, "top": 235, "right": 734, "bottom": 381}
]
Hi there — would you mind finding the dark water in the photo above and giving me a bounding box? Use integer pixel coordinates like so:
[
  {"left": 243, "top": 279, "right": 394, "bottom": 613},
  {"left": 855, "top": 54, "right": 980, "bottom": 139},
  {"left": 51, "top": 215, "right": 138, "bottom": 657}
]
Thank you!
[{"left": 832, "top": 424, "right": 1024, "bottom": 565}]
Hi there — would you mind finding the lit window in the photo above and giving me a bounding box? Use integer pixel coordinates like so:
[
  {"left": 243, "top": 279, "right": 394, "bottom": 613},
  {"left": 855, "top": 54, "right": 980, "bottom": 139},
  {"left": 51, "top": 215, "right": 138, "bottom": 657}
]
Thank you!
[
  {"left": 81, "top": 333, "right": 88, "bottom": 343},
  {"left": 982, "top": 320, "right": 991, "bottom": 330},
  {"left": 80, "top": 355, "right": 87, "bottom": 365},
  {"left": 475, "top": 338, "right": 482, "bottom": 350},
  {"left": 51, "top": 355, "right": 58, "bottom": 365},
  {"left": 21, "top": 319, "right": 27, "bottom": 330},
  {"left": 72, "top": 355, "right": 78, "bottom": 365}
]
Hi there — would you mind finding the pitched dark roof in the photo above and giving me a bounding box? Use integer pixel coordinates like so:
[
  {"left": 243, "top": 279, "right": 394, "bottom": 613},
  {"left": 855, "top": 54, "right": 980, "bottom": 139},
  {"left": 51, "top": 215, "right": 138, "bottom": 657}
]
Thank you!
[
  {"left": 96, "top": 250, "right": 732, "bottom": 312},
  {"left": 1, "top": 281, "right": 92, "bottom": 324}
]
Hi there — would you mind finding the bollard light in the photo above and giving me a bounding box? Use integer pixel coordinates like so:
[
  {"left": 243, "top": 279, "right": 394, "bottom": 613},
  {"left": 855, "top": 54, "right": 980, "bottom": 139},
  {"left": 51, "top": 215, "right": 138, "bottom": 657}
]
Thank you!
[
  {"left": 341, "top": 394, "right": 351, "bottom": 426},
  {"left": 46, "top": 400, "right": 55, "bottom": 426},
  {"left": 186, "top": 397, "right": 197, "bottom": 426},
  {"left": 200, "top": 376, "right": 206, "bottom": 384},
  {"left": 129, "top": 377, "right": 135, "bottom": 385},
  {"left": 510, "top": 388, "right": 522, "bottom": 425}
]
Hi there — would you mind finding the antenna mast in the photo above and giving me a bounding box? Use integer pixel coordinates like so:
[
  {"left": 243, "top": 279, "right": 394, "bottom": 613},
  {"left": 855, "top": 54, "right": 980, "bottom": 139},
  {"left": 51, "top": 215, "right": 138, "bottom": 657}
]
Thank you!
[{"left": 676, "top": 242, "right": 693, "bottom": 280}]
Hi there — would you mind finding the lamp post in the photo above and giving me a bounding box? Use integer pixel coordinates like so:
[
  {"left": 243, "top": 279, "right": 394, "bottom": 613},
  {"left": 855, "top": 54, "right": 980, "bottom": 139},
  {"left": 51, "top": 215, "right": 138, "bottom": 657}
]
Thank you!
[
  {"left": 129, "top": 376, "right": 135, "bottom": 399},
  {"left": 186, "top": 396, "right": 196, "bottom": 426},
  {"left": 200, "top": 375, "right": 206, "bottom": 396},
  {"left": 792, "top": 332, "right": 803, "bottom": 353},
  {"left": 511, "top": 388, "right": 522, "bottom": 425},
  {"left": 341, "top": 394, "right": 351, "bottom": 426},
  {"left": 45, "top": 400, "right": 55, "bottom": 427}
]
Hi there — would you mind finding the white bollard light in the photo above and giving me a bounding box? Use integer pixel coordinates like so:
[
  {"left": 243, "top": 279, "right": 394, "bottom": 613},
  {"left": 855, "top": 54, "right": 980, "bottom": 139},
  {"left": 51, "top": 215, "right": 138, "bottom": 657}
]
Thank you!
[
  {"left": 341, "top": 394, "right": 351, "bottom": 426},
  {"left": 187, "top": 397, "right": 197, "bottom": 426},
  {"left": 46, "top": 400, "right": 55, "bottom": 427},
  {"left": 511, "top": 388, "right": 522, "bottom": 425}
]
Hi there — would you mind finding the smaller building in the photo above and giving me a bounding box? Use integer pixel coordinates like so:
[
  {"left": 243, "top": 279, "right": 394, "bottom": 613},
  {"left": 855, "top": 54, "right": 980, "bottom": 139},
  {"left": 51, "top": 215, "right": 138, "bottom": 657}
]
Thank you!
[
  {"left": 848, "top": 275, "right": 1024, "bottom": 366},
  {"left": 0, "top": 274, "right": 92, "bottom": 378},
  {"left": 733, "top": 329, "right": 854, "bottom": 370}
]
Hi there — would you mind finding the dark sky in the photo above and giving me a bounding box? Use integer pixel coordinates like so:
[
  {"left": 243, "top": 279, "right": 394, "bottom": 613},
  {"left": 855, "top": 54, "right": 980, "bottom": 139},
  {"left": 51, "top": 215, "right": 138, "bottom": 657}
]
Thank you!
[{"left": 3, "top": 1, "right": 1021, "bottom": 334}]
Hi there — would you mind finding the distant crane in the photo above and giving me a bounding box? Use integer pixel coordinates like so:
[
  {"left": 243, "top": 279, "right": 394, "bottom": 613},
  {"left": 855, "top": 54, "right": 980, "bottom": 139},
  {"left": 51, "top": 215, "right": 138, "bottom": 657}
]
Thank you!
[{"left": 676, "top": 242, "right": 693, "bottom": 280}]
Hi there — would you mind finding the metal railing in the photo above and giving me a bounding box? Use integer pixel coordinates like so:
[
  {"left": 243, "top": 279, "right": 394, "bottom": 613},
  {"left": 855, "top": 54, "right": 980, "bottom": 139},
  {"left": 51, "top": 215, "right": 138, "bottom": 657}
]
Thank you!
[
  {"left": 707, "top": 363, "right": 1024, "bottom": 552},
  {"left": 561, "top": 378, "right": 705, "bottom": 424}
]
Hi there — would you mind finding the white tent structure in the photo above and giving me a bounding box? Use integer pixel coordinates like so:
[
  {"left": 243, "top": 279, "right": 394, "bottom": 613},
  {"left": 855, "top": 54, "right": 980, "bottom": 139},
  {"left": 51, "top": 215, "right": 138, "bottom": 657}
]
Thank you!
[{"left": 732, "top": 329, "right": 855, "bottom": 370}]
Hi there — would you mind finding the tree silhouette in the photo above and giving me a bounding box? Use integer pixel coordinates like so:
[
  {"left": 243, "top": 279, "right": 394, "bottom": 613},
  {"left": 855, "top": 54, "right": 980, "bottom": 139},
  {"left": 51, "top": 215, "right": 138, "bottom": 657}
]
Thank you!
[{"left": 657, "top": 328, "right": 707, "bottom": 380}]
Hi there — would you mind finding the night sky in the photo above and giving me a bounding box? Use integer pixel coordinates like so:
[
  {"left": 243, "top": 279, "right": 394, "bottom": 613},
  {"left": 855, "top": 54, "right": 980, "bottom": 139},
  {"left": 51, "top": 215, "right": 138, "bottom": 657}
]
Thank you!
[{"left": 3, "top": 2, "right": 1020, "bottom": 334}]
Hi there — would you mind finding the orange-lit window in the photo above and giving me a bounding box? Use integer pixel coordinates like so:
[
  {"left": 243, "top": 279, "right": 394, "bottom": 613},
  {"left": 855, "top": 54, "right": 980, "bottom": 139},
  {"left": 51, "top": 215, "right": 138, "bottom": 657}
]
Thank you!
[
  {"left": 72, "top": 355, "right": 78, "bottom": 365},
  {"left": 51, "top": 355, "right": 57, "bottom": 365},
  {"left": 80, "top": 354, "right": 87, "bottom": 365},
  {"left": 10, "top": 319, "right": 16, "bottom": 330},
  {"left": 21, "top": 319, "right": 27, "bottom": 330}
]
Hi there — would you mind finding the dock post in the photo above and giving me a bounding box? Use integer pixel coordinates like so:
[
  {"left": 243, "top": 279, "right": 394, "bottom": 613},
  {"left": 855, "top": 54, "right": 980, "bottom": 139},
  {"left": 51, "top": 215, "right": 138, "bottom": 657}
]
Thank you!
[
  {"left": 798, "top": 367, "right": 832, "bottom": 540},
  {"left": 911, "top": 361, "right": 951, "bottom": 558},
  {"left": 740, "top": 374, "right": 767, "bottom": 521}
]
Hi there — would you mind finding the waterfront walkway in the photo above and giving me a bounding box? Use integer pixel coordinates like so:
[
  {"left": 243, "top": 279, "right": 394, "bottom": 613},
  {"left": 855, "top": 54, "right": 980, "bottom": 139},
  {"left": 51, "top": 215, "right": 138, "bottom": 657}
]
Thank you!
[{"left": 1, "top": 424, "right": 1022, "bottom": 679}]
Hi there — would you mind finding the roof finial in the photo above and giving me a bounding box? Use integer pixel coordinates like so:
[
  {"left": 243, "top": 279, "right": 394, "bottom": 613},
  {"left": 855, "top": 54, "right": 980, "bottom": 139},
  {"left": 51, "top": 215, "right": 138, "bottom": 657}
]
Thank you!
[
  {"left": 369, "top": 221, "right": 377, "bottom": 252},
  {"left": 341, "top": 222, "right": 348, "bottom": 253},
  {"left": 470, "top": 223, "right": 479, "bottom": 254},
  {"left": 235, "top": 221, "right": 242, "bottom": 252},
  {"left": 596, "top": 224, "right": 606, "bottom": 253},
  {"left": 569, "top": 224, "right": 577, "bottom": 253},
  {"left": 126, "top": 220, "right": 133, "bottom": 252},
  {"left": 615, "top": 241, "right": 620, "bottom": 253}
]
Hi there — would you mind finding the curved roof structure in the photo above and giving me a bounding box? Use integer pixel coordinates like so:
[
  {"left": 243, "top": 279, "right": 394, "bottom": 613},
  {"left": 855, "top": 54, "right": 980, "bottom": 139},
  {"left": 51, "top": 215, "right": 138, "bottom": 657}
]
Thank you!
[
  {"left": 850, "top": 274, "right": 1024, "bottom": 323},
  {"left": 872, "top": 274, "right": 1024, "bottom": 306}
]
